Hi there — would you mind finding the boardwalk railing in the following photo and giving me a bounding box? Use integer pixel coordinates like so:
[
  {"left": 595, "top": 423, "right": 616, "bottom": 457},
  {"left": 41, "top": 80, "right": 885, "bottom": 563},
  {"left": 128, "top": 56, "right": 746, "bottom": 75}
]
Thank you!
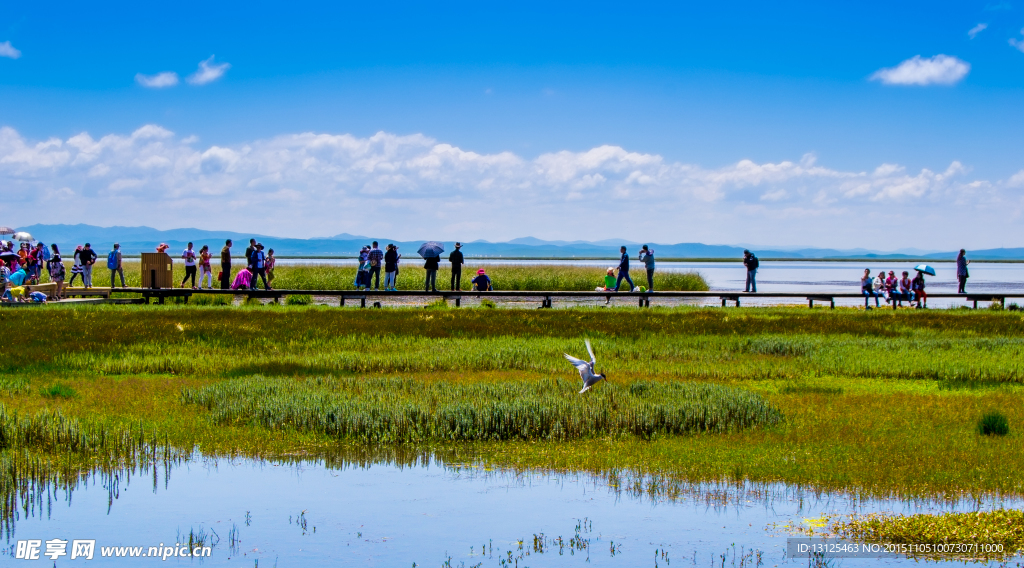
[{"left": 115, "top": 287, "right": 1020, "bottom": 309}]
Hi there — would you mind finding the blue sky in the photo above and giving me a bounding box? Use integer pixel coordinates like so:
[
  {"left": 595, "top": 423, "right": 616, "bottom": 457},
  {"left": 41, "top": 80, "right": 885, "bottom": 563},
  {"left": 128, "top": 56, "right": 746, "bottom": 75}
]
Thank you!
[{"left": 1, "top": 1, "right": 1023, "bottom": 248}]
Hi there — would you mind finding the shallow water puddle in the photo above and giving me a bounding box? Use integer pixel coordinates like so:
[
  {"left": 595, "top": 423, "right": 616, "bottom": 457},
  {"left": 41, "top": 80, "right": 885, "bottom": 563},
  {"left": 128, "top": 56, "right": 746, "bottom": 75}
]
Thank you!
[{"left": 4, "top": 457, "right": 1018, "bottom": 566}]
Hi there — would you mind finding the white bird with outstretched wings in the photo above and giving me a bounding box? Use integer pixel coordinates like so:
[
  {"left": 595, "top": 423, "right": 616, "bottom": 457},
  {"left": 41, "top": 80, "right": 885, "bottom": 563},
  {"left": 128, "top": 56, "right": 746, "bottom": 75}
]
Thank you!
[{"left": 564, "top": 339, "right": 606, "bottom": 394}]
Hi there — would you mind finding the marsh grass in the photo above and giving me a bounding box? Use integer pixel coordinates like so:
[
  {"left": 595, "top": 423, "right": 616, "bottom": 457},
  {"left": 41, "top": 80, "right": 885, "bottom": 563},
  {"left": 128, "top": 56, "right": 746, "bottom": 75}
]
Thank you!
[
  {"left": 978, "top": 412, "right": 1010, "bottom": 436},
  {"left": 180, "top": 376, "right": 783, "bottom": 442},
  {"left": 833, "top": 510, "right": 1024, "bottom": 559},
  {"left": 88, "top": 261, "right": 708, "bottom": 292},
  {"left": 41, "top": 383, "right": 77, "bottom": 399}
]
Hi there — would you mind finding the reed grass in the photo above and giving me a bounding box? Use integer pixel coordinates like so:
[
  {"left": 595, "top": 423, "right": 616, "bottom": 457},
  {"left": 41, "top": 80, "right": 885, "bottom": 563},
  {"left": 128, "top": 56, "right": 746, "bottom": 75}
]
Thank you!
[
  {"left": 66, "top": 260, "right": 708, "bottom": 292},
  {"left": 833, "top": 510, "right": 1024, "bottom": 559},
  {"left": 180, "top": 376, "right": 782, "bottom": 442}
]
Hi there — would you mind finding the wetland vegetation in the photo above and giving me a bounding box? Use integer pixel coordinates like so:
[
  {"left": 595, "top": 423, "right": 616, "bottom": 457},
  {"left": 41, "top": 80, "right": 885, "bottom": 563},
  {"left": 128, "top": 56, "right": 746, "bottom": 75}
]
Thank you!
[{"left": 0, "top": 304, "right": 1022, "bottom": 545}]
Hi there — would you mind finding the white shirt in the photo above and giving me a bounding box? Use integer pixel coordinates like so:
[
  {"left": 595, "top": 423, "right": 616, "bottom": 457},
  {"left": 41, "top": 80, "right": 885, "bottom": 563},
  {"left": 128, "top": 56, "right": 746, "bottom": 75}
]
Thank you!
[{"left": 182, "top": 248, "right": 197, "bottom": 267}]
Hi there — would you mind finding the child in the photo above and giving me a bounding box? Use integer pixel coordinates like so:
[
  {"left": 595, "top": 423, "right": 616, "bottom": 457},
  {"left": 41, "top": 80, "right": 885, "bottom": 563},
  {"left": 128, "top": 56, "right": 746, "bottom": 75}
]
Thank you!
[{"left": 266, "top": 248, "right": 276, "bottom": 290}]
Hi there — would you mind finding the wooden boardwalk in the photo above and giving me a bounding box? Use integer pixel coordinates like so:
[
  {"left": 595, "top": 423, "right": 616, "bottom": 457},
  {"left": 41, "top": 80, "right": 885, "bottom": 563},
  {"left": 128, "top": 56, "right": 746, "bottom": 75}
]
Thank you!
[{"left": 104, "top": 287, "right": 1021, "bottom": 309}]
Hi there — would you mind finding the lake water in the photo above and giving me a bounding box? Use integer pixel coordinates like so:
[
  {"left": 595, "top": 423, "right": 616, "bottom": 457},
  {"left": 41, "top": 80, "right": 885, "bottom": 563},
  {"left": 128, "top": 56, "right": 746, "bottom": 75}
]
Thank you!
[
  {"left": 275, "top": 259, "right": 1024, "bottom": 308},
  {"left": 6, "top": 456, "right": 1016, "bottom": 566}
]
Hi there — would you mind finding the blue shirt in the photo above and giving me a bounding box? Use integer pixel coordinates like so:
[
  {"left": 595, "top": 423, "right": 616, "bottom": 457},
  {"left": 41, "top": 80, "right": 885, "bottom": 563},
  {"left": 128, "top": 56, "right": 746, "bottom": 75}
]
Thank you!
[
  {"left": 8, "top": 269, "right": 26, "bottom": 286},
  {"left": 618, "top": 252, "right": 629, "bottom": 272},
  {"left": 472, "top": 275, "right": 492, "bottom": 291}
]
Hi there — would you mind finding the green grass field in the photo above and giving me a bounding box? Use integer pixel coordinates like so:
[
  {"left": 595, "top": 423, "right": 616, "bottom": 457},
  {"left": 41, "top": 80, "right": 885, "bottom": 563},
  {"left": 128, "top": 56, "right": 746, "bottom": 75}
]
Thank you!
[{"left": 1, "top": 305, "right": 1023, "bottom": 525}]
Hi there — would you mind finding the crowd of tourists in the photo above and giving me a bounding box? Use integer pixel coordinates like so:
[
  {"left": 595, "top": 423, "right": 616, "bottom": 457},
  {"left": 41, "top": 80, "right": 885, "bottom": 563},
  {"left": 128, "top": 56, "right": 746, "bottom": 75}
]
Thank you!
[{"left": 213, "top": 239, "right": 277, "bottom": 291}]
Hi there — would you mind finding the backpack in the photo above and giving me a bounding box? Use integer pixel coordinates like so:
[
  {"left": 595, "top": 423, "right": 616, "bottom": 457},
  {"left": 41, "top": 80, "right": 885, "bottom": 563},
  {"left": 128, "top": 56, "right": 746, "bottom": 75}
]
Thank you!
[
  {"left": 107, "top": 250, "right": 119, "bottom": 270},
  {"left": 749, "top": 256, "right": 759, "bottom": 270}
]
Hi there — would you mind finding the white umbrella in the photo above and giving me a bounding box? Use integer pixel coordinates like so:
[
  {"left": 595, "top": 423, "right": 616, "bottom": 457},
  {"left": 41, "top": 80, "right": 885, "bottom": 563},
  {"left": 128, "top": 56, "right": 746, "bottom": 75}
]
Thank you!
[{"left": 13, "top": 231, "right": 33, "bottom": 242}]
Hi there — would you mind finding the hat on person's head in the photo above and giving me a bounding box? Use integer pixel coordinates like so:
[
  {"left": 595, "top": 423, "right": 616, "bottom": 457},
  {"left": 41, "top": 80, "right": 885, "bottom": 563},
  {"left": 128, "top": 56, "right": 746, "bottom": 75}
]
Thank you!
[
  {"left": 84, "top": 243, "right": 91, "bottom": 247},
  {"left": 455, "top": 242, "right": 461, "bottom": 247},
  {"left": 477, "top": 269, "right": 486, "bottom": 274},
  {"left": 257, "top": 243, "right": 264, "bottom": 249},
  {"left": 75, "top": 245, "right": 83, "bottom": 251},
  {"left": 0, "top": 259, "right": 6, "bottom": 267}
]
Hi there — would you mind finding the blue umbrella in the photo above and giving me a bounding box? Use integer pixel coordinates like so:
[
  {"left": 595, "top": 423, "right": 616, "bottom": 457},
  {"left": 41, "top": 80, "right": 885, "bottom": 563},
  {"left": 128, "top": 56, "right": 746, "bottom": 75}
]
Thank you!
[
  {"left": 914, "top": 264, "right": 936, "bottom": 276},
  {"left": 417, "top": 241, "right": 445, "bottom": 259}
]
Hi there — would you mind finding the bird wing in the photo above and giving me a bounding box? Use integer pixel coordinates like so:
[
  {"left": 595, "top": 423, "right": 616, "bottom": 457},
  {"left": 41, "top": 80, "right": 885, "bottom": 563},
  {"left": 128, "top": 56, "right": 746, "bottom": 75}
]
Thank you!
[
  {"left": 564, "top": 353, "right": 591, "bottom": 374},
  {"left": 585, "top": 339, "right": 597, "bottom": 367}
]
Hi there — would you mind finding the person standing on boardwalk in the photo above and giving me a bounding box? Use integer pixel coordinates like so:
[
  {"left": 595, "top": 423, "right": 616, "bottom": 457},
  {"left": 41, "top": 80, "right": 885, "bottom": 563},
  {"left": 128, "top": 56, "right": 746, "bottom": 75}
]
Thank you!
[
  {"left": 69, "top": 245, "right": 84, "bottom": 287},
  {"left": 265, "top": 248, "right": 276, "bottom": 289},
  {"left": 367, "top": 241, "right": 384, "bottom": 291},
  {"left": 249, "top": 243, "right": 269, "bottom": 290},
  {"left": 245, "top": 239, "right": 257, "bottom": 271},
  {"left": 199, "top": 245, "right": 214, "bottom": 289},
  {"left": 639, "top": 245, "right": 655, "bottom": 291},
  {"left": 48, "top": 244, "right": 65, "bottom": 299},
  {"left": 449, "top": 242, "right": 465, "bottom": 291},
  {"left": 384, "top": 244, "right": 399, "bottom": 291},
  {"left": 956, "top": 249, "right": 970, "bottom": 294},
  {"left": 181, "top": 242, "right": 198, "bottom": 289},
  {"left": 80, "top": 243, "right": 97, "bottom": 288},
  {"left": 424, "top": 253, "right": 440, "bottom": 292},
  {"left": 743, "top": 250, "right": 758, "bottom": 293},
  {"left": 108, "top": 243, "right": 125, "bottom": 288},
  {"left": 614, "top": 246, "right": 634, "bottom": 291},
  {"left": 220, "top": 239, "right": 232, "bottom": 290}
]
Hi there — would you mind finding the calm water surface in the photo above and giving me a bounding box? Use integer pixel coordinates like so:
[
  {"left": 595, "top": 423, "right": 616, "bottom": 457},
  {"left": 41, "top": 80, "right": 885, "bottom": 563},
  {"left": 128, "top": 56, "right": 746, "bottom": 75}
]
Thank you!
[{"left": 7, "top": 457, "right": 1017, "bottom": 566}]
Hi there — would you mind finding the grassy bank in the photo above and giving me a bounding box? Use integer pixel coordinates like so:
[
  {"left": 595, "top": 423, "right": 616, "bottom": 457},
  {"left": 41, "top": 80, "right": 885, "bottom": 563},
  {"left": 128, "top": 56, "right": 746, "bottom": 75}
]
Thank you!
[
  {"left": 69, "top": 261, "right": 708, "bottom": 292},
  {"left": 0, "top": 306, "right": 1023, "bottom": 503}
]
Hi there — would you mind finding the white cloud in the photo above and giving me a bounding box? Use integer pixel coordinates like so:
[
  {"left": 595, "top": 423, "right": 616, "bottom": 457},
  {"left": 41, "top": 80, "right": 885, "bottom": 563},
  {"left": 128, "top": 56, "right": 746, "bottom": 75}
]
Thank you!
[
  {"left": 135, "top": 72, "right": 179, "bottom": 88},
  {"left": 186, "top": 56, "right": 230, "bottom": 85},
  {"left": 0, "top": 41, "right": 21, "bottom": 59},
  {"left": 870, "top": 55, "right": 970, "bottom": 86},
  {"left": 969, "top": 23, "right": 989, "bottom": 39},
  {"left": 0, "top": 125, "right": 1017, "bottom": 248},
  {"left": 1010, "top": 28, "right": 1024, "bottom": 52}
]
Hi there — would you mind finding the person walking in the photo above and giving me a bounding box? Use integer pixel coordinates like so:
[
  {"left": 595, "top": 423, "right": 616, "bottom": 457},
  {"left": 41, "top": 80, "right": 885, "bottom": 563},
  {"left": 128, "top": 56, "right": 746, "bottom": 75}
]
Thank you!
[
  {"left": 861, "top": 268, "right": 879, "bottom": 309},
  {"left": 743, "top": 250, "right": 759, "bottom": 293},
  {"left": 424, "top": 253, "right": 440, "bottom": 292},
  {"left": 384, "top": 244, "right": 399, "bottom": 291},
  {"left": 80, "top": 243, "right": 97, "bottom": 288},
  {"left": 47, "top": 244, "right": 65, "bottom": 299},
  {"left": 220, "top": 239, "right": 232, "bottom": 290},
  {"left": 367, "top": 241, "right": 384, "bottom": 291},
  {"left": 199, "top": 245, "right": 214, "bottom": 289},
  {"left": 956, "top": 249, "right": 970, "bottom": 294},
  {"left": 249, "top": 243, "right": 269, "bottom": 290},
  {"left": 265, "top": 248, "right": 276, "bottom": 289},
  {"left": 107, "top": 243, "right": 125, "bottom": 288},
  {"left": 614, "top": 246, "right": 634, "bottom": 292},
  {"left": 69, "top": 245, "right": 84, "bottom": 287},
  {"left": 639, "top": 245, "right": 655, "bottom": 291},
  {"left": 181, "top": 242, "right": 198, "bottom": 289},
  {"left": 449, "top": 242, "right": 465, "bottom": 291}
]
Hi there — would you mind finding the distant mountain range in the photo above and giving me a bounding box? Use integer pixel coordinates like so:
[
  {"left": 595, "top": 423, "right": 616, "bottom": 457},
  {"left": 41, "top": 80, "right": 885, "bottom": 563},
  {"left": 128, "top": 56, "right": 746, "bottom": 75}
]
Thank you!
[{"left": 12, "top": 224, "right": 1024, "bottom": 260}]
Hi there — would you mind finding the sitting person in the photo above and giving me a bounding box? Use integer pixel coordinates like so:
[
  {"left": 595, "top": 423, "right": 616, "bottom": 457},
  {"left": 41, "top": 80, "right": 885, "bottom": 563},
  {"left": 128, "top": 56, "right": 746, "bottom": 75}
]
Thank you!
[
  {"left": 231, "top": 267, "right": 253, "bottom": 290},
  {"left": 896, "top": 271, "right": 914, "bottom": 307},
  {"left": 861, "top": 268, "right": 879, "bottom": 309},
  {"left": 471, "top": 268, "right": 492, "bottom": 291},
  {"left": 884, "top": 271, "right": 898, "bottom": 304},
  {"left": 8, "top": 265, "right": 28, "bottom": 288},
  {"left": 602, "top": 267, "right": 616, "bottom": 291},
  {"left": 912, "top": 270, "right": 927, "bottom": 309}
]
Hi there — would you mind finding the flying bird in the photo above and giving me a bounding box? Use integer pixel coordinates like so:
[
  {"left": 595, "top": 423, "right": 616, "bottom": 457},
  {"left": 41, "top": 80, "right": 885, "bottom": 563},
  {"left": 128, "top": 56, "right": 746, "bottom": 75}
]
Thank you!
[{"left": 564, "top": 339, "right": 606, "bottom": 394}]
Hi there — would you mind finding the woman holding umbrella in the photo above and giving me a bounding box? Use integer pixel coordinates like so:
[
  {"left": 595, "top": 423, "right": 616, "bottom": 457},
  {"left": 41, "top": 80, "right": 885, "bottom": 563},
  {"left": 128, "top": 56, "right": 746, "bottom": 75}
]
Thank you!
[
  {"left": 912, "top": 264, "right": 935, "bottom": 309},
  {"left": 418, "top": 241, "right": 444, "bottom": 293}
]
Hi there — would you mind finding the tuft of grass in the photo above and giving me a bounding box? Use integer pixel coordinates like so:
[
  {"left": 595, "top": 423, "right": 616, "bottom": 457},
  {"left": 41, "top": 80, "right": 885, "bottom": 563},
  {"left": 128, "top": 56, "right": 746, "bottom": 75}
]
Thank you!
[
  {"left": 833, "top": 510, "right": 1024, "bottom": 559},
  {"left": 989, "top": 300, "right": 1004, "bottom": 311},
  {"left": 978, "top": 411, "right": 1010, "bottom": 436},
  {"left": 180, "top": 376, "right": 784, "bottom": 442},
  {"left": 424, "top": 298, "right": 450, "bottom": 310},
  {"left": 40, "top": 383, "right": 77, "bottom": 399},
  {"left": 780, "top": 383, "right": 843, "bottom": 395},
  {"left": 190, "top": 294, "right": 232, "bottom": 306},
  {"left": 479, "top": 299, "right": 497, "bottom": 309},
  {"left": 286, "top": 294, "right": 312, "bottom": 305}
]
